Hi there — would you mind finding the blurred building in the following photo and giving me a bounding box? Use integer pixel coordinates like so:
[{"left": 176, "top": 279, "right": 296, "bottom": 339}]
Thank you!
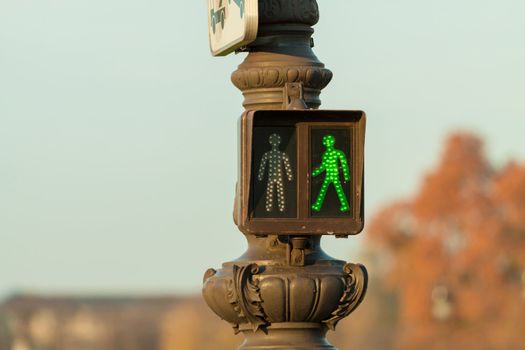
[
  {"left": 0, "top": 295, "right": 180, "bottom": 350},
  {"left": 0, "top": 290, "right": 395, "bottom": 350}
]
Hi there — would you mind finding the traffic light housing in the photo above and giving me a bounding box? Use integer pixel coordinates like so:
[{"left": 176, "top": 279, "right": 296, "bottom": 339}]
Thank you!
[{"left": 234, "top": 110, "right": 366, "bottom": 236}]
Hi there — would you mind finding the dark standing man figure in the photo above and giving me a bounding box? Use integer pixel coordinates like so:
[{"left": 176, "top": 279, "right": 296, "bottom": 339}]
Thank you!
[{"left": 257, "top": 134, "right": 294, "bottom": 212}]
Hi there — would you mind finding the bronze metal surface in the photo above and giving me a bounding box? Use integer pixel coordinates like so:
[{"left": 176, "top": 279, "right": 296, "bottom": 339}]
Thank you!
[
  {"left": 231, "top": 0, "right": 332, "bottom": 110},
  {"left": 203, "top": 1, "right": 368, "bottom": 349},
  {"left": 235, "top": 110, "right": 366, "bottom": 236}
]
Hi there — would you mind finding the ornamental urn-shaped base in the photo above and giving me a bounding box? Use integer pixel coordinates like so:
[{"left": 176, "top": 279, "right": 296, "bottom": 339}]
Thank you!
[{"left": 202, "top": 235, "right": 367, "bottom": 349}]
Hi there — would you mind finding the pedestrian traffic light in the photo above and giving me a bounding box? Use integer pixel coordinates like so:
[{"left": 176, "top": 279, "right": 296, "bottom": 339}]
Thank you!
[{"left": 234, "top": 110, "right": 366, "bottom": 236}]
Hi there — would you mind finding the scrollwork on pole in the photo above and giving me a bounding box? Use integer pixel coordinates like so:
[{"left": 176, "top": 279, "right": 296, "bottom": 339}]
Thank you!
[
  {"left": 323, "top": 263, "right": 368, "bottom": 331},
  {"left": 227, "top": 263, "right": 268, "bottom": 333}
]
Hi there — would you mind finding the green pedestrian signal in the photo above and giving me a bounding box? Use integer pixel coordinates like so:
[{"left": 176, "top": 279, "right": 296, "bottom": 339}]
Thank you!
[
  {"left": 235, "top": 110, "right": 366, "bottom": 236},
  {"left": 311, "top": 135, "right": 351, "bottom": 213}
]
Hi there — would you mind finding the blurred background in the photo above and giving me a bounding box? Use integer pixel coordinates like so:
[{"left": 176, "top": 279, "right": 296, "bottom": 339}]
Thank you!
[{"left": 1, "top": 1, "right": 524, "bottom": 349}]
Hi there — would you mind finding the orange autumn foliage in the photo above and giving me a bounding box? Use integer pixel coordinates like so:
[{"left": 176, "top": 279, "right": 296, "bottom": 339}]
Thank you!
[{"left": 368, "top": 132, "right": 525, "bottom": 350}]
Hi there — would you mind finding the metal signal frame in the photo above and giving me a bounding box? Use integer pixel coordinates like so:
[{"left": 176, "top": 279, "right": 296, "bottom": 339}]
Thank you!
[{"left": 234, "top": 109, "right": 366, "bottom": 236}]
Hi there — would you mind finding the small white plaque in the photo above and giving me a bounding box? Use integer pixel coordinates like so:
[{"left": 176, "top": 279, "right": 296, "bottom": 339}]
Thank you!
[{"left": 208, "top": 0, "right": 258, "bottom": 56}]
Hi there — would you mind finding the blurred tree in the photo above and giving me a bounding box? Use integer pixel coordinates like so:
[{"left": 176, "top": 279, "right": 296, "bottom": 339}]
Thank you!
[
  {"left": 367, "top": 133, "right": 525, "bottom": 350},
  {"left": 328, "top": 272, "right": 398, "bottom": 350}
]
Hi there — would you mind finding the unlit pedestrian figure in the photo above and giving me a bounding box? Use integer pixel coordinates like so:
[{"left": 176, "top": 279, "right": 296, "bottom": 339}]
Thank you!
[{"left": 257, "top": 134, "right": 294, "bottom": 212}]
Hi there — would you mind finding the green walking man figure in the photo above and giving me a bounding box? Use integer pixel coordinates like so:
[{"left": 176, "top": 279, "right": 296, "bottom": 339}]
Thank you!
[{"left": 311, "top": 134, "right": 351, "bottom": 212}]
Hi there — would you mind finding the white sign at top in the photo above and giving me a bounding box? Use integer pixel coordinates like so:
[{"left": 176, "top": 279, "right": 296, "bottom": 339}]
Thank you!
[{"left": 208, "top": 0, "right": 258, "bottom": 56}]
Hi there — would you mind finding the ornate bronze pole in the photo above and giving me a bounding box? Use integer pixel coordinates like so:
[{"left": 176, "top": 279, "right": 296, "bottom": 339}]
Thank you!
[{"left": 203, "top": 1, "right": 368, "bottom": 349}]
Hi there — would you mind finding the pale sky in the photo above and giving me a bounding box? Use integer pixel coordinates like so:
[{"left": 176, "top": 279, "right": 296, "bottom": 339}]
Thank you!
[{"left": 1, "top": 0, "right": 524, "bottom": 298}]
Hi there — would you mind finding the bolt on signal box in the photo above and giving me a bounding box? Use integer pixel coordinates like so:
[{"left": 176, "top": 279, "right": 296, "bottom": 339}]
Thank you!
[{"left": 234, "top": 110, "right": 366, "bottom": 236}]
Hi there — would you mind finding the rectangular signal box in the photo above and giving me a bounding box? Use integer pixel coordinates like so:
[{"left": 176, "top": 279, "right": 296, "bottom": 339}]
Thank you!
[{"left": 234, "top": 110, "right": 366, "bottom": 236}]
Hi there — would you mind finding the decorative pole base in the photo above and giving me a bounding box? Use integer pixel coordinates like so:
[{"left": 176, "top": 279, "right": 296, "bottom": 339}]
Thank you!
[
  {"left": 238, "top": 323, "right": 335, "bottom": 350},
  {"left": 203, "top": 236, "right": 367, "bottom": 349}
]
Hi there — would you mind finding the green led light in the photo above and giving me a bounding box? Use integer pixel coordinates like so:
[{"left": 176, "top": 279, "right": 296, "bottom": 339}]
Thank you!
[{"left": 311, "top": 135, "right": 350, "bottom": 213}]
